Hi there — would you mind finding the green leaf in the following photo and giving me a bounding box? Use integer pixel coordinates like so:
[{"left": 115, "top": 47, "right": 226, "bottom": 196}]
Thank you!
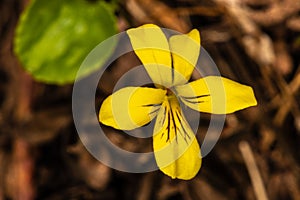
[{"left": 14, "top": 0, "right": 117, "bottom": 84}]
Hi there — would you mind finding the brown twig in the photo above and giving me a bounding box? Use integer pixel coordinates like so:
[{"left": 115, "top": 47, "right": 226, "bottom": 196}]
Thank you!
[
  {"left": 6, "top": 138, "right": 35, "bottom": 200},
  {"left": 175, "top": 6, "right": 223, "bottom": 17},
  {"left": 128, "top": 0, "right": 190, "bottom": 32},
  {"left": 239, "top": 141, "right": 269, "bottom": 200},
  {"left": 272, "top": 69, "right": 300, "bottom": 126},
  {"left": 136, "top": 173, "right": 155, "bottom": 200},
  {"left": 245, "top": 0, "right": 300, "bottom": 27}
]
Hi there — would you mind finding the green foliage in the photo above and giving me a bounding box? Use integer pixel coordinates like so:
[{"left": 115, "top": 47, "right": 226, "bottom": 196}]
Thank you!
[{"left": 14, "top": 0, "right": 117, "bottom": 84}]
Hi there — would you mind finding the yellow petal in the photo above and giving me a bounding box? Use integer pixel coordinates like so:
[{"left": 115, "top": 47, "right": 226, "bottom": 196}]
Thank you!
[
  {"left": 175, "top": 76, "right": 257, "bottom": 114},
  {"left": 99, "top": 87, "right": 166, "bottom": 130},
  {"left": 169, "top": 29, "right": 201, "bottom": 85},
  {"left": 126, "top": 24, "right": 173, "bottom": 87},
  {"left": 153, "top": 95, "right": 201, "bottom": 180}
]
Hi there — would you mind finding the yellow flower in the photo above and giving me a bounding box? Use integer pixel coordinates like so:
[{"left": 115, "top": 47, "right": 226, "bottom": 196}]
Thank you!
[{"left": 99, "top": 24, "right": 257, "bottom": 180}]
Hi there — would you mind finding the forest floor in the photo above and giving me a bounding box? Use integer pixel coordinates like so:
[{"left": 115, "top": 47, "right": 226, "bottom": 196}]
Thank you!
[{"left": 0, "top": 0, "right": 300, "bottom": 199}]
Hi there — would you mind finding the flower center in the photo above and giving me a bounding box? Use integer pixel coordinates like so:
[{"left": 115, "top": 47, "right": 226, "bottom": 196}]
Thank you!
[
  {"left": 166, "top": 88, "right": 179, "bottom": 107},
  {"left": 166, "top": 88, "right": 173, "bottom": 95},
  {"left": 166, "top": 88, "right": 176, "bottom": 99}
]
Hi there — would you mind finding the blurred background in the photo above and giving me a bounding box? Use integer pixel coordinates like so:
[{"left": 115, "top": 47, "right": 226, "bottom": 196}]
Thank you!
[{"left": 0, "top": 0, "right": 299, "bottom": 199}]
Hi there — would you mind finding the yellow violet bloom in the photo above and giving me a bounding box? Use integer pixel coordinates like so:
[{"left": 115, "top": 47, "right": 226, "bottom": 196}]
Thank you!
[{"left": 99, "top": 24, "right": 257, "bottom": 180}]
